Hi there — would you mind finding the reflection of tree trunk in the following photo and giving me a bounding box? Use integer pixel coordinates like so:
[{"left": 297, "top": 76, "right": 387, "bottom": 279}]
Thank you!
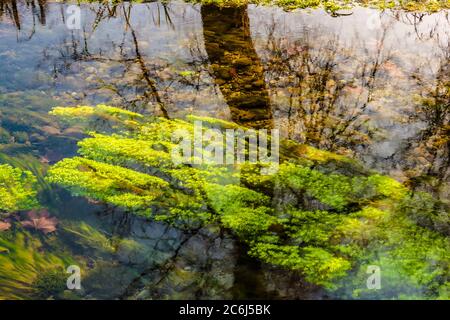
[
  {"left": 37, "top": 0, "right": 46, "bottom": 25},
  {"left": 0, "top": 0, "right": 48, "bottom": 30},
  {"left": 201, "top": 5, "right": 272, "bottom": 129},
  {"left": 10, "top": 0, "right": 21, "bottom": 30}
]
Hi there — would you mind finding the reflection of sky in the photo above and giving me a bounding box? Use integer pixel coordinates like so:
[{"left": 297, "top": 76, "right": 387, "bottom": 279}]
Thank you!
[
  {"left": 250, "top": 6, "right": 449, "bottom": 180},
  {"left": 251, "top": 7, "right": 449, "bottom": 55},
  {"left": 0, "top": 1, "right": 448, "bottom": 181},
  {"left": 0, "top": 2, "right": 205, "bottom": 90}
]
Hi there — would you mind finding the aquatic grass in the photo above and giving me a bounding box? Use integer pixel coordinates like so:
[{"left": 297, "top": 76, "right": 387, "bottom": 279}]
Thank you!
[
  {"left": 0, "top": 232, "right": 70, "bottom": 299},
  {"left": 62, "top": 221, "right": 116, "bottom": 254}
]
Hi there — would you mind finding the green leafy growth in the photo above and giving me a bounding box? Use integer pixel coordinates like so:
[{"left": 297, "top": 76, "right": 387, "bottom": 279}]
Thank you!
[
  {"left": 50, "top": 105, "right": 142, "bottom": 121},
  {"left": 0, "top": 164, "right": 38, "bottom": 214},
  {"left": 50, "top": 105, "right": 144, "bottom": 133},
  {"left": 32, "top": 268, "right": 68, "bottom": 299},
  {"left": 276, "top": 163, "right": 407, "bottom": 210},
  {"left": 47, "top": 105, "right": 449, "bottom": 296},
  {"left": 47, "top": 157, "right": 169, "bottom": 214},
  {"left": 205, "top": 183, "right": 276, "bottom": 236},
  {"left": 335, "top": 206, "right": 450, "bottom": 299},
  {"left": 186, "top": 115, "right": 241, "bottom": 129},
  {"left": 250, "top": 243, "right": 352, "bottom": 287}
]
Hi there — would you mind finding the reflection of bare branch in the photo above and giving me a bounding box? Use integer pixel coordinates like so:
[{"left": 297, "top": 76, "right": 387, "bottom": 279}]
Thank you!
[
  {"left": 0, "top": 0, "right": 50, "bottom": 39},
  {"left": 153, "top": 2, "right": 175, "bottom": 30},
  {"left": 122, "top": 3, "right": 169, "bottom": 118},
  {"left": 388, "top": 10, "right": 449, "bottom": 41},
  {"left": 30, "top": 1, "right": 180, "bottom": 116},
  {"left": 260, "top": 18, "right": 400, "bottom": 154}
]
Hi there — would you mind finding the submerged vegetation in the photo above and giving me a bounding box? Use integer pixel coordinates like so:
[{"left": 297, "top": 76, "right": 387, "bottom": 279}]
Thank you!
[
  {"left": 0, "top": 231, "right": 71, "bottom": 299},
  {"left": 0, "top": 164, "right": 38, "bottom": 215},
  {"left": 0, "top": 0, "right": 448, "bottom": 300},
  {"left": 43, "top": 105, "right": 449, "bottom": 299},
  {"left": 0, "top": 164, "right": 71, "bottom": 299}
]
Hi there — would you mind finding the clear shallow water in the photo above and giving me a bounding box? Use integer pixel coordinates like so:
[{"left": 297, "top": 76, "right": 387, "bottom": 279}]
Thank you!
[{"left": 0, "top": 0, "right": 448, "bottom": 299}]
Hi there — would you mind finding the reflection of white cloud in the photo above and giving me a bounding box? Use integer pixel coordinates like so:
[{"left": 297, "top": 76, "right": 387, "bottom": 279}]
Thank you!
[{"left": 366, "top": 12, "right": 382, "bottom": 31}]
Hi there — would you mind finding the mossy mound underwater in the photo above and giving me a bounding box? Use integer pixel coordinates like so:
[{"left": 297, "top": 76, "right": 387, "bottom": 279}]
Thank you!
[
  {"left": 0, "top": 164, "right": 39, "bottom": 215},
  {"left": 41, "top": 105, "right": 449, "bottom": 299}
]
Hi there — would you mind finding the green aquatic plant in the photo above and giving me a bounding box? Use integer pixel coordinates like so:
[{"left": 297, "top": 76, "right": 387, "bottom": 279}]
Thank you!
[
  {"left": 46, "top": 105, "right": 449, "bottom": 297},
  {"left": 0, "top": 231, "right": 71, "bottom": 299},
  {"left": 32, "top": 268, "right": 68, "bottom": 299},
  {"left": 50, "top": 104, "right": 143, "bottom": 134},
  {"left": 62, "top": 221, "right": 116, "bottom": 254},
  {"left": 334, "top": 204, "right": 450, "bottom": 299},
  {"left": 399, "top": 191, "right": 450, "bottom": 236},
  {"left": 48, "top": 157, "right": 169, "bottom": 212},
  {"left": 0, "top": 164, "right": 38, "bottom": 215}
]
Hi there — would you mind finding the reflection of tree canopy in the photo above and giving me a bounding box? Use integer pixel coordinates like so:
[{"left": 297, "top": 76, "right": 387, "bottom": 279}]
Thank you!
[
  {"left": 404, "top": 41, "right": 449, "bottom": 195},
  {"left": 33, "top": 2, "right": 231, "bottom": 118},
  {"left": 36, "top": 1, "right": 177, "bottom": 116},
  {"left": 260, "top": 24, "right": 395, "bottom": 153},
  {"left": 258, "top": 16, "right": 449, "bottom": 198}
]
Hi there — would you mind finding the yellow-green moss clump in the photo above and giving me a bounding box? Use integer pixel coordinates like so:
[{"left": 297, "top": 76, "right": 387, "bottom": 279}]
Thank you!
[
  {"left": 0, "top": 164, "right": 38, "bottom": 214},
  {"left": 46, "top": 105, "right": 449, "bottom": 298}
]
